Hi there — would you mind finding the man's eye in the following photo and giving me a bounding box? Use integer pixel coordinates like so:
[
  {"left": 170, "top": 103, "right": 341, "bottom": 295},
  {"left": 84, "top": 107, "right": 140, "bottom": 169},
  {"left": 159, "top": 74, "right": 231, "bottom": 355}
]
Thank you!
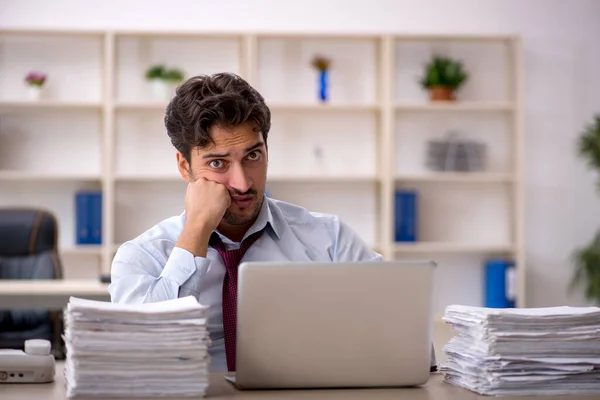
[
  {"left": 209, "top": 160, "right": 225, "bottom": 169},
  {"left": 247, "top": 151, "right": 261, "bottom": 161}
]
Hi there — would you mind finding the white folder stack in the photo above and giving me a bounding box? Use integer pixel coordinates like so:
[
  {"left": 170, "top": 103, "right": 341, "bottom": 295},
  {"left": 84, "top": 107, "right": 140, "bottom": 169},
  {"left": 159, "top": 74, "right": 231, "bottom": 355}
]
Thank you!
[
  {"left": 64, "top": 296, "right": 210, "bottom": 398},
  {"left": 441, "top": 305, "right": 600, "bottom": 396}
]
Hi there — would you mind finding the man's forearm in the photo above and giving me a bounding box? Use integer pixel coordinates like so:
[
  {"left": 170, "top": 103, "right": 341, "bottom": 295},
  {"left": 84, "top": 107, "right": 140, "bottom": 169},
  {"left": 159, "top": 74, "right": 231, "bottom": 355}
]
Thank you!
[{"left": 176, "top": 219, "right": 212, "bottom": 257}]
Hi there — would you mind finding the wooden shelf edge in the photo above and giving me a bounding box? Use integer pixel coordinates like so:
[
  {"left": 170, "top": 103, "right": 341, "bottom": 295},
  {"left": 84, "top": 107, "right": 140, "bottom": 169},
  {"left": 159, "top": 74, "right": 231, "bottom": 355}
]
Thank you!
[
  {"left": 395, "top": 102, "right": 515, "bottom": 112},
  {"left": 393, "top": 242, "right": 516, "bottom": 254},
  {"left": 0, "top": 100, "right": 102, "bottom": 109},
  {"left": 61, "top": 245, "right": 103, "bottom": 256},
  {"left": 268, "top": 103, "right": 381, "bottom": 112},
  {"left": 0, "top": 172, "right": 101, "bottom": 181}
]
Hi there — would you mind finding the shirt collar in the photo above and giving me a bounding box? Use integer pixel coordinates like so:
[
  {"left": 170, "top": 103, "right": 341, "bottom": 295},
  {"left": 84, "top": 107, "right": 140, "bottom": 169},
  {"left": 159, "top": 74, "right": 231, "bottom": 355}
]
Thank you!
[{"left": 212, "top": 196, "right": 281, "bottom": 245}]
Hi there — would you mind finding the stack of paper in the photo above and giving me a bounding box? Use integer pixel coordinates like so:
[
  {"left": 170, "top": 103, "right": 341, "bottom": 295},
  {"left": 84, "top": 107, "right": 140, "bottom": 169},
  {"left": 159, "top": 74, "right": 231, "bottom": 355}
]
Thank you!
[
  {"left": 441, "top": 305, "right": 600, "bottom": 396},
  {"left": 64, "top": 296, "right": 210, "bottom": 398}
]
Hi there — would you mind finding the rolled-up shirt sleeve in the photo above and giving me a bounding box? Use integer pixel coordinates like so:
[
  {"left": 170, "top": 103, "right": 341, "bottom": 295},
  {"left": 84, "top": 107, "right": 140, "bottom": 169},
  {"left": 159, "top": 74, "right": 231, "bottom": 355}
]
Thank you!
[
  {"left": 108, "top": 241, "right": 210, "bottom": 304},
  {"left": 332, "top": 217, "right": 383, "bottom": 262}
]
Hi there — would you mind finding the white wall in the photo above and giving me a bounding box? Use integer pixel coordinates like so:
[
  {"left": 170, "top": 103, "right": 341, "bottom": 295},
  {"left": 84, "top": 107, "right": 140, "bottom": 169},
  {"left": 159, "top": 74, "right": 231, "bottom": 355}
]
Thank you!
[{"left": 2, "top": 0, "right": 600, "bottom": 308}]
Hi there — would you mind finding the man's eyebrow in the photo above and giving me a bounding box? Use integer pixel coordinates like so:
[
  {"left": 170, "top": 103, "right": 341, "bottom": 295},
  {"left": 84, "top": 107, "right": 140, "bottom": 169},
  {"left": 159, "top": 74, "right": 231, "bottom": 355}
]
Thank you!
[
  {"left": 245, "top": 141, "right": 265, "bottom": 152},
  {"left": 202, "top": 152, "right": 229, "bottom": 159},
  {"left": 201, "top": 142, "right": 264, "bottom": 159}
]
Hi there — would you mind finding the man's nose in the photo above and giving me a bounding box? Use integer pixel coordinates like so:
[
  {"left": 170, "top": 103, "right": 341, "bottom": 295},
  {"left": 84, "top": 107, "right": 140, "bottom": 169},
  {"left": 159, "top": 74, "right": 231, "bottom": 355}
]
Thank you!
[{"left": 228, "top": 163, "right": 252, "bottom": 193}]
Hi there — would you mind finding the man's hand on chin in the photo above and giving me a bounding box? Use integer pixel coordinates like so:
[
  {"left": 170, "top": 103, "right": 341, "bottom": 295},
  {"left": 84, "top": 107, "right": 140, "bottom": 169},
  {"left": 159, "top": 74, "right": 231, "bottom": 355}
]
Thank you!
[{"left": 176, "top": 178, "right": 231, "bottom": 257}]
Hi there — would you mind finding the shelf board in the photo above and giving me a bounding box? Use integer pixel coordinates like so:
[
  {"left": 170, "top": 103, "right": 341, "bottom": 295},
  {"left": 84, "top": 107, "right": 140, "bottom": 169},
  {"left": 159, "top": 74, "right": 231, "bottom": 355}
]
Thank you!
[
  {"left": 114, "top": 102, "right": 381, "bottom": 112},
  {"left": 0, "top": 28, "right": 105, "bottom": 38},
  {"left": 267, "top": 175, "right": 378, "bottom": 183},
  {"left": 257, "top": 32, "right": 382, "bottom": 40},
  {"left": 396, "top": 172, "right": 514, "bottom": 184},
  {"left": 394, "top": 33, "right": 516, "bottom": 42},
  {"left": 115, "top": 174, "right": 377, "bottom": 183},
  {"left": 0, "top": 171, "right": 101, "bottom": 182},
  {"left": 114, "top": 102, "right": 168, "bottom": 111},
  {"left": 268, "top": 103, "right": 380, "bottom": 112},
  {"left": 115, "top": 174, "right": 183, "bottom": 182},
  {"left": 0, "top": 100, "right": 102, "bottom": 112},
  {"left": 395, "top": 101, "right": 514, "bottom": 112},
  {"left": 114, "top": 30, "right": 243, "bottom": 39},
  {"left": 394, "top": 242, "right": 515, "bottom": 254},
  {"left": 61, "top": 245, "right": 103, "bottom": 256}
]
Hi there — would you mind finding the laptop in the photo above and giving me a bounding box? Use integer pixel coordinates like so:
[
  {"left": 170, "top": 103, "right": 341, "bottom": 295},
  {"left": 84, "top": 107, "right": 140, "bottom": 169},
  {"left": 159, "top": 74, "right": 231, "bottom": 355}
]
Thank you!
[{"left": 225, "top": 260, "right": 437, "bottom": 389}]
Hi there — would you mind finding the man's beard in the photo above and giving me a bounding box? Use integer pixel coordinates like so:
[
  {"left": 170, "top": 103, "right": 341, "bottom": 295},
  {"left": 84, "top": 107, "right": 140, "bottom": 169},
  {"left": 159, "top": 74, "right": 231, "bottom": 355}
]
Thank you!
[{"left": 222, "top": 190, "right": 264, "bottom": 226}]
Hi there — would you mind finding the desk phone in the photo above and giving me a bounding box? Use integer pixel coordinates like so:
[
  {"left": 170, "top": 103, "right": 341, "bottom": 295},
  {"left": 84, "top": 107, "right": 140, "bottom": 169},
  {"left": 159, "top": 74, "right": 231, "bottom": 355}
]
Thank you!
[{"left": 0, "top": 339, "right": 55, "bottom": 383}]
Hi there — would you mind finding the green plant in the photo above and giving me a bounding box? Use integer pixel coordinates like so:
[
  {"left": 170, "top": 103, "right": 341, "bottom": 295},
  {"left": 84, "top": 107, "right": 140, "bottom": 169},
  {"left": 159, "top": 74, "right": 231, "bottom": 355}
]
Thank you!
[
  {"left": 572, "top": 114, "right": 600, "bottom": 304},
  {"left": 144, "top": 64, "right": 185, "bottom": 83},
  {"left": 145, "top": 65, "right": 166, "bottom": 80},
  {"left": 163, "top": 68, "right": 184, "bottom": 83},
  {"left": 419, "top": 56, "right": 468, "bottom": 90}
]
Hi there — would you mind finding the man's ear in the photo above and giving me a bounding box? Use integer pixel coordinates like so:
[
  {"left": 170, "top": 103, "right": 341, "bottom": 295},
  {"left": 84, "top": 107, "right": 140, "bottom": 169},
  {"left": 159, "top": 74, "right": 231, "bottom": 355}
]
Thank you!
[{"left": 176, "top": 152, "right": 191, "bottom": 182}]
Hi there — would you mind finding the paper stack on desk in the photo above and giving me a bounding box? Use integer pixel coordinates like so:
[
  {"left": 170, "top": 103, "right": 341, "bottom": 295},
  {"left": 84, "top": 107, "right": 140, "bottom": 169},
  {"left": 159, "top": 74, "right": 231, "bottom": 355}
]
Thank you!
[
  {"left": 440, "top": 305, "right": 600, "bottom": 396},
  {"left": 64, "top": 296, "right": 210, "bottom": 398}
]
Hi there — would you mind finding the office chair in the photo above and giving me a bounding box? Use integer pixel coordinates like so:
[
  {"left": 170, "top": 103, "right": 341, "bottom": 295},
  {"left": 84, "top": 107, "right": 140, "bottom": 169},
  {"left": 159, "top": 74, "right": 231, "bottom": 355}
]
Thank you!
[{"left": 0, "top": 208, "right": 65, "bottom": 359}]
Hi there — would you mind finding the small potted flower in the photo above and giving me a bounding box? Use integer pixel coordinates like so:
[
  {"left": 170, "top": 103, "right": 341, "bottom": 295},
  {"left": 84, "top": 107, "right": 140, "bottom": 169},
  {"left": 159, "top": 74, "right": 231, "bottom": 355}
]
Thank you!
[
  {"left": 24, "top": 71, "right": 47, "bottom": 100},
  {"left": 145, "top": 64, "right": 185, "bottom": 101},
  {"left": 311, "top": 55, "right": 331, "bottom": 103},
  {"left": 419, "top": 56, "right": 468, "bottom": 101}
]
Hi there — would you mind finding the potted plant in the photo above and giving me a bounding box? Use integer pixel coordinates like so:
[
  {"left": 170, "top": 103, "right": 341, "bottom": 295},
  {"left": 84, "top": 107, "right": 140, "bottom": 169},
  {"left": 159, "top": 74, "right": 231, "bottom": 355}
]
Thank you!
[
  {"left": 311, "top": 55, "right": 331, "bottom": 103},
  {"left": 419, "top": 56, "right": 468, "bottom": 101},
  {"left": 24, "top": 71, "right": 47, "bottom": 100},
  {"left": 571, "top": 114, "right": 600, "bottom": 304},
  {"left": 144, "top": 64, "right": 185, "bottom": 101}
]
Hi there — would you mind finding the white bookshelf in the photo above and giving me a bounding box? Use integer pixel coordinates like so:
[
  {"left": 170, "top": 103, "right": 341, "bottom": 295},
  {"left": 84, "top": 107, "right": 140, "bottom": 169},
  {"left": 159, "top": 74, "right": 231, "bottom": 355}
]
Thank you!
[{"left": 0, "top": 30, "right": 525, "bottom": 311}]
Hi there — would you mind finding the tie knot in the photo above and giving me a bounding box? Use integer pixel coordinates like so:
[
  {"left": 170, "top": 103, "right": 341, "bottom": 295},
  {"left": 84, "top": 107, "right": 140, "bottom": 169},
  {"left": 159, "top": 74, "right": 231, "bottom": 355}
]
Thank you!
[
  {"left": 210, "top": 229, "right": 264, "bottom": 251},
  {"left": 209, "top": 228, "right": 265, "bottom": 270}
]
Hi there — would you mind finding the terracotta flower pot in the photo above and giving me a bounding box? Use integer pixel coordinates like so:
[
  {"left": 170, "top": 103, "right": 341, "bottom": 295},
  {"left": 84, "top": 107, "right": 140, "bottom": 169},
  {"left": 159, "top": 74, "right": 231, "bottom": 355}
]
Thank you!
[{"left": 428, "top": 86, "right": 456, "bottom": 101}]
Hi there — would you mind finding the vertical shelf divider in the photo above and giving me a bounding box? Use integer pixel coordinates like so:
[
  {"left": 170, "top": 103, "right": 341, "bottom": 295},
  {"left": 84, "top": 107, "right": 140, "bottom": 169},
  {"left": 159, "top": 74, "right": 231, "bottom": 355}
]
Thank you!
[
  {"left": 241, "top": 34, "right": 257, "bottom": 84},
  {"left": 510, "top": 36, "right": 526, "bottom": 307},
  {"left": 101, "top": 31, "right": 116, "bottom": 277},
  {"left": 378, "top": 35, "right": 395, "bottom": 260}
]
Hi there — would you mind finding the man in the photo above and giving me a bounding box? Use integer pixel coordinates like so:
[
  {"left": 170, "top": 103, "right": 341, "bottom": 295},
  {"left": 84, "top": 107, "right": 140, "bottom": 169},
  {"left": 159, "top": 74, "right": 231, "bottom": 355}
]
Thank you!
[{"left": 108, "top": 72, "right": 397, "bottom": 372}]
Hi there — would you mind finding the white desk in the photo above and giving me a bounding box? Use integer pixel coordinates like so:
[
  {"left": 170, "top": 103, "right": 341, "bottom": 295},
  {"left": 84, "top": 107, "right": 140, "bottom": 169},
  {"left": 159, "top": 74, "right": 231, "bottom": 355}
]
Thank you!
[
  {"left": 0, "top": 280, "right": 110, "bottom": 309},
  {"left": 0, "top": 361, "right": 596, "bottom": 400}
]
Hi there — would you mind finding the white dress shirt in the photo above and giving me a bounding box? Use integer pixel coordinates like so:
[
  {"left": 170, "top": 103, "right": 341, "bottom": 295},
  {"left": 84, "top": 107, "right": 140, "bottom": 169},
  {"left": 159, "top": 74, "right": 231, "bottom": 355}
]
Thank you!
[{"left": 108, "top": 197, "right": 382, "bottom": 371}]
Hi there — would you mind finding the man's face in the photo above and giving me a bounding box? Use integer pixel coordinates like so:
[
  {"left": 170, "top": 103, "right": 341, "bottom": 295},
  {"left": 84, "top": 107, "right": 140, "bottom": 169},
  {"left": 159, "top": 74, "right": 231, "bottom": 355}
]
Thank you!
[{"left": 179, "top": 121, "right": 267, "bottom": 228}]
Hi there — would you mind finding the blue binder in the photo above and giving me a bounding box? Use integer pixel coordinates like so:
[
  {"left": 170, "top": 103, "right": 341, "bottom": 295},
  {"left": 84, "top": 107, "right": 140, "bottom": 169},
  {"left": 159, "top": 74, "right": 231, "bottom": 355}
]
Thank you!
[
  {"left": 75, "top": 191, "right": 102, "bottom": 245},
  {"left": 484, "top": 259, "right": 516, "bottom": 308},
  {"left": 394, "top": 190, "right": 418, "bottom": 242}
]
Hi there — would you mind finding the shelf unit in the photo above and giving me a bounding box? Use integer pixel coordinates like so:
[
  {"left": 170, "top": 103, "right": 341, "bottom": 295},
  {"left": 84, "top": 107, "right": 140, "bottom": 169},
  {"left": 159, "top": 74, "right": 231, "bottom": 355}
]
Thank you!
[{"left": 0, "top": 29, "right": 525, "bottom": 310}]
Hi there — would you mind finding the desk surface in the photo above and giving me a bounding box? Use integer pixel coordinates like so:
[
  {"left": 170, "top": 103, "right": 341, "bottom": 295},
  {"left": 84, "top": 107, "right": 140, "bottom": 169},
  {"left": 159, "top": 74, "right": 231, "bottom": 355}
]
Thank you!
[
  {"left": 0, "top": 280, "right": 110, "bottom": 309},
  {"left": 0, "top": 362, "right": 596, "bottom": 400}
]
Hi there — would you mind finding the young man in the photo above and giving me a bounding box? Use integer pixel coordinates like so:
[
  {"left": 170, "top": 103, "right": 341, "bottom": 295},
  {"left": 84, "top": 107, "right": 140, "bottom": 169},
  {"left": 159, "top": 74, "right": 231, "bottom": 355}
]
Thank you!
[{"left": 108, "top": 72, "right": 382, "bottom": 372}]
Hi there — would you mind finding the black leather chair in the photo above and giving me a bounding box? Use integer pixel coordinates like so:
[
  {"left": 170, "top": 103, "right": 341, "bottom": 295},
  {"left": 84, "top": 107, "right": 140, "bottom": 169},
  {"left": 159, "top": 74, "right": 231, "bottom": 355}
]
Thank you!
[{"left": 0, "top": 208, "right": 65, "bottom": 358}]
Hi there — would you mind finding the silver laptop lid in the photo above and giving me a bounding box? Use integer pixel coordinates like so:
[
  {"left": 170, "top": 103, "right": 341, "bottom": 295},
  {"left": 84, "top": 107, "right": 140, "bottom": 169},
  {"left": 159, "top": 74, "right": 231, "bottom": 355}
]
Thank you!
[{"left": 234, "top": 260, "right": 436, "bottom": 389}]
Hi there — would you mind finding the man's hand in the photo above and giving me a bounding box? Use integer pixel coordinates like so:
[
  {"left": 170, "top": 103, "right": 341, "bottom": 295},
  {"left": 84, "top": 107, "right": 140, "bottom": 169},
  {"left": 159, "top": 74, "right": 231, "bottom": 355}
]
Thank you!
[{"left": 176, "top": 178, "right": 231, "bottom": 257}]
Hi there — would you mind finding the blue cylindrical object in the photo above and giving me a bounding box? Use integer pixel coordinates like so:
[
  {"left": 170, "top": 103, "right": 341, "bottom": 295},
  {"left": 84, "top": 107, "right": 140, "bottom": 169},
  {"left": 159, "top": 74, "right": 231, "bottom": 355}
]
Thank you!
[
  {"left": 319, "top": 70, "right": 328, "bottom": 102},
  {"left": 484, "top": 259, "right": 516, "bottom": 308}
]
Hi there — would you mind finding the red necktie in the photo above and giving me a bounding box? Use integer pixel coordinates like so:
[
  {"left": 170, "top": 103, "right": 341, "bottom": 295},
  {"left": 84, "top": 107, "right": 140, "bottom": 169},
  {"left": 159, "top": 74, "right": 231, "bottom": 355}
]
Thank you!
[{"left": 211, "top": 229, "right": 264, "bottom": 371}]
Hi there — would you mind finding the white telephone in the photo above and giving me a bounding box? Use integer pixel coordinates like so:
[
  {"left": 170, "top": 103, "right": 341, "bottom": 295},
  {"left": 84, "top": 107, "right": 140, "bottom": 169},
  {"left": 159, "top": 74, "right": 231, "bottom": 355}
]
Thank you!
[{"left": 0, "top": 339, "right": 55, "bottom": 383}]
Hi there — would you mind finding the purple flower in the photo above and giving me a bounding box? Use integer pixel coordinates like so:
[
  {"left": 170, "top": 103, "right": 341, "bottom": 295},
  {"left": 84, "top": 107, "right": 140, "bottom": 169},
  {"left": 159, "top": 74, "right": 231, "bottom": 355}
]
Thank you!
[{"left": 25, "top": 71, "right": 47, "bottom": 86}]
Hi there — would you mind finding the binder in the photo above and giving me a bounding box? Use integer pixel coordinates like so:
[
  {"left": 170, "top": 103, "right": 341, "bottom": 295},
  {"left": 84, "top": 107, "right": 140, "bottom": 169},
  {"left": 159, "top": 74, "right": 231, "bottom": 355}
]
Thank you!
[
  {"left": 394, "top": 190, "right": 418, "bottom": 242},
  {"left": 484, "top": 258, "right": 516, "bottom": 308},
  {"left": 75, "top": 191, "right": 102, "bottom": 245}
]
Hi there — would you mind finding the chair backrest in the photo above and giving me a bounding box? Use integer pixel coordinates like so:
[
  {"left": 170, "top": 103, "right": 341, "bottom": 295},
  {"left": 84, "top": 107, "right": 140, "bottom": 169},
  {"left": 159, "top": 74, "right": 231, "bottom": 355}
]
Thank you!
[
  {"left": 0, "top": 208, "right": 64, "bottom": 357},
  {"left": 0, "top": 208, "right": 62, "bottom": 277}
]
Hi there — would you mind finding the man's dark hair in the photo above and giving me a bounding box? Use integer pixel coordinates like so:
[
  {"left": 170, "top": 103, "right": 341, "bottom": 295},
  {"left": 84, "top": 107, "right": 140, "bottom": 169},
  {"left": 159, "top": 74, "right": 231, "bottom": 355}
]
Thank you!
[{"left": 164, "top": 72, "right": 271, "bottom": 163}]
